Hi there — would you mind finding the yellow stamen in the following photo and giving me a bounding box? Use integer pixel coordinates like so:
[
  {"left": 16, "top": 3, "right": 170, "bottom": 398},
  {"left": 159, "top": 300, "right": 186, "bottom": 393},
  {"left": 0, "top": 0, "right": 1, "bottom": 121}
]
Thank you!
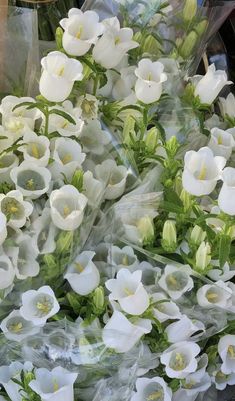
[
  {"left": 76, "top": 26, "right": 83, "bottom": 39},
  {"left": 10, "top": 206, "right": 18, "bottom": 213},
  {"left": 198, "top": 163, "right": 207, "bottom": 180},
  {"left": 115, "top": 37, "right": 121, "bottom": 45},
  {"left": 26, "top": 179, "right": 35, "bottom": 190},
  {"left": 147, "top": 391, "right": 163, "bottom": 400},
  {"left": 228, "top": 345, "right": 235, "bottom": 359},
  {"left": 9, "top": 322, "right": 23, "bottom": 333},
  {"left": 63, "top": 206, "right": 71, "bottom": 217},
  {"left": 31, "top": 144, "right": 40, "bottom": 159},
  {"left": 147, "top": 72, "right": 153, "bottom": 81},
  {"left": 168, "top": 275, "right": 178, "bottom": 286},
  {"left": 61, "top": 154, "right": 72, "bottom": 165},
  {"left": 124, "top": 288, "right": 133, "bottom": 296},
  {"left": 122, "top": 255, "right": 129, "bottom": 266},
  {"left": 218, "top": 135, "right": 223, "bottom": 145},
  {"left": 84, "top": 103, "right": 91, "bottom": 114},
  {"left": 53, "top": 380, "right": 59, "bottom": 392},
  {"left": 36, "top": 302, "right": 51, "bottom": 314},
  {"left": 75, "top": 262, "right": 84, "bottom": 273},
  {"left": 184, "top": 380, "right": 196, "bottom": 389},
  {"left": 61, "top": 120, "right": 69, "bottom": 129},
  {"left": 173, "top": 353, "right": 186, "bottom": 370},
  {"left": 207, "top": 292, "right": 219, "bottom": 302},
  {"left": 57, "top": 66, "right": 65, "bottom": 77}
]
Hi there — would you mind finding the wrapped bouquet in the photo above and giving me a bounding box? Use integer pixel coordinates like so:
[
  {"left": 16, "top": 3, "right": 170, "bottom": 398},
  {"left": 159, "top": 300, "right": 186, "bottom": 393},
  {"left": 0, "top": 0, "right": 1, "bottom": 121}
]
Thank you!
[{"left": 1, "top": 1, "right": 235, "bottom": 401}]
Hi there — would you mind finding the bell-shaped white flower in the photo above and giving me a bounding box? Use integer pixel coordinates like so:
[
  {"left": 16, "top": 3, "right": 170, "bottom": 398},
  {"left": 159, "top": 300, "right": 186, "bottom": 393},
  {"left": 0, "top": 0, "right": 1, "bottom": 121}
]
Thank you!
[
  {"left": 218, "top": 335, "right": 235, "bottom": 375},
  {"left": 131, "top": 377, "right": 172, "bottom": 401},
  {"left": 112, "top": 66, "right": 136, "bottom": 101},
  {"left": 182, "top": 147, "right": 226, "bottom": 196},
  {"left": 47, "top": 101, "right": 84, "bottom": 138},
  {"left": 158, "top": 264, "right": 194, "bottom": 300},
  {"left": 208, "top": 128, "right": 235, "bottom": 160},
  {"left": 0, "top": 212, "right": 7, "bottom": 246},
  {"left": 20, "top": 286, "right": 60, "bottom": 325},
  {"left": 196, "top": 280, "right": 232, "bottom": 309},
  {"left": 0, "top": 95, "right": 40, "bottom": 127},
  {"left": 39, "top": 51, "right": 83, "bottom": 103},
  {"left": 83, "top": 171, "right": 104, "bottom": 207},
  {"left": 212, "top": 368, "right": 235, "bottom": 391},
  {"left": 29, "top": 367, "right": 78, "bottom": 401},
  {"left": 208, "top": 262, "right": 235, "bottom": 282},
  {"left": 60, "top": 8, "right": 104, "bottom": 56},
  {"left": 80, "top": 119, "right": 109, "bottom": 155},
  {"left": 194, "top": 64, "right": 232, "bottom": 105},
  {"left": 0, "top": 309, "right": 40, "bottom": 341},
  {"left": 165, "top": 315, "right": 205, "bottom": 343},
  {"left": 161, "top": 341, "right": 201, "bottom": 379},
  {"left": 106, "top": 269, "right": 149, "bottom": 316},
  {"left": 0, "top": 254, "right": 15, "bottom": 290},
  {"left": 19, "top": 131, "right": 50, "bottom": 167},
  {"left": 92, "top": 17, "right": 139, "bottom": 69},
  {"left": 31, "top": 208, "right": 57, "bottom": 255},
  {"left": 107, "top": 245, "right": 139, "bottom": 272},
  {"left": 219, "top": 93, "right": 235, "bottom": 119},
  {"left": 0, "top": 153, "right": 19, "bottom": 184},
  {"left": 65, "top": 251, "right": 100, "bottom": 295},
  {"left": 95, "top": 159, "right": 128, "bottom": 200},
  {"left": 0, "top": 362, "right": 33, "bottom": 401},
  {"left": 9, "top": 234, "right": 39, "bottom": 280},
  {"left": 102, "top": 310, "right": 152, "bottom": 353},
  {"left": 49, "top": 185, "right": 87, "bottom": 231},
  {"left": 0, "top": 190, "right": 33, "bottom": 228},
  {"left": 135, "top": 59, "right": 167, "bottom": 104},
  {"left": 152, "top": 292, "right": 182, "bottom": 323},
  {"left": 10, "top": 162, "right": 51, "bottom": 199},
  {"left": 218, "top": 167, "right": 235, "bottom": 215}
]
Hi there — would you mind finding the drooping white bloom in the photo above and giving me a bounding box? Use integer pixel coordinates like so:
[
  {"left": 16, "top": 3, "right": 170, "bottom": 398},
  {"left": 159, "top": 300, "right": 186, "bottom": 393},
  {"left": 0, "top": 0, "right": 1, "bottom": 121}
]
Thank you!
[
  {"left": 208, "top": 128, "right": 235, "bottom": 160},
  {"left": 106, "top": 269, "right": 149, "bottom": 316},
  {"left": 0, "top": 254, "right": 15, "bottom": 290},
  {"left": 158, "top": 264, "right": 194, "bottom": 300},
  {"left": 135, "top": 59, "right": 167, "bottom": 104},
  {"left": 0, "top": 309, "right": 40, "bottom": 341},
  {"left": 48, "top": 101, "right": 84, "bottom": 137},
  {"left": 0, "top": 153, "right": 19, "bottom": 184},
  {"left": 29, "top": 367, "right": 78, "bottom": 401},
  {"left": 218, "top": 167, "right": 235, "bottom": 215},
  {"left": 9, "top": 234, "right": 40, "bottom": 280},
  {"left": 102, "top": 310, "right": 152, "bottom": 353},
  {"left": 165, "top": 315, "right": 205, "bottom": 343},
  {"left": 0, "top": 362, "right": 33, "bottom": 401},
  {"left": 0, "top": 212, "right": 7, "bottom": 245},
  {"left": 152, "top": 292, "right": 182, "bottom": 323},
  {"left": 196, "top": 280, "right": 232, "bottom": 309},
  {"left": 10, "top": 162, "right": 51, "bottom": 199},
  {"left": 219, "top": 93, "right": 235, "bottom": 119},
  {"left": 20, "top": 286, "right": 60, "bottom": 325},
  {"left": 93, "top": 17, "right": 139, "bottom": 69},
  {"left": 0, "top": 190, "right": 33, "bottom": 228},
  {"left": 83, "top": 171, "right": 104, "bottom": 207},
  {"left": 80, "top": 120, "right": 109, "bottom": 155},
  {"left": 65, "top": 251, "right": 100, "bottom": 295},
  {"left": 182, "top": 147, "right": 226, "bottom": 196},
  {"left": 95, "top": 159, "right": 128, "bottom": 200},
  {"left": 39, "top": 51, "right": 83, "bottom": 102},
  {"left": 49, "top": 185, "right": 87, "bottom": 231},
  {"left": 19, "top": 131, "right": 50, "bottom": 167},
  {"left": 60, "top": 8, "right": 104, "bottom": 56},
  {"left": 107, "top": 245, "right": 139, "bottom": 272},
  {"left": 131, "top": 377, "right": 172, "bottom": 401},
  {"left": 160, "top": 341, "right": 201, "bottom": 379},
  {"left": 194, "top": 64, "right": 232, "bottom": 105},
  {"left": 218, "top": 335, "right": 235, "bottom": 375},
  {"left": 31, "top": 208, "right": 57, "bottom": 255}
]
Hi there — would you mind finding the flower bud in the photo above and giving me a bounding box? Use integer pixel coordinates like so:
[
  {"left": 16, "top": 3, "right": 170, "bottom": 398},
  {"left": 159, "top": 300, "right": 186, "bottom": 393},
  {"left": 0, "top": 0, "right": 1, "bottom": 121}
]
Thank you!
[
  {"left": 190, "top": 225, "right": 206, "bottom": 248},
  {"left": 162, "top": 220, "right": 177, "bottom": 252},
  {"left": 55, "top": 27, "right": 63, "bottom": 50},
  {"left": 143, "top": 35, "right": 161, "bottom": 55},
  {"left": 137, "top": 216, "right": 155, "bottom": 246},
  {"left": 24, "top": 371, "right": 35, "bottom": 389},
  {"left": 179, "top": 31, "right": 198, "bottom": 59},
  {"left": 133, "top": 31, "right": 142, "bottom": 44},
  {"left": 123, "top": 115, "right": 136, "bottom": 146},
  {"left": 71, "top": 169, "right": 83, "bottom": 192},
  {"left": 165, "top": 136, "right": 179, "bottom": 158},
  {"left": 180, "top": 189, "right": 192, "bottom": 211},
  {"left": 195, "top": 19, "right": 208, "bottom": 37},
  {"left": 56, "top": 231, "right": 74, "bottom": 254},
  {"left": 195, "top": 241, "right": 211, "bottom": 272},
  {"left": 43, "top": 254, "right": 57, "bottom": 269},
  {"left": 67, "top": 292, "right": 81, "bottom": 314},
  {"left": 92, "top": 286, "right": 105, "bottom": 313},
  {"left": 145, "top": 127, "right": 159, "bottom": 153},
  {"left": 183, "top": 0, "right": 197, "bottom": 22}
]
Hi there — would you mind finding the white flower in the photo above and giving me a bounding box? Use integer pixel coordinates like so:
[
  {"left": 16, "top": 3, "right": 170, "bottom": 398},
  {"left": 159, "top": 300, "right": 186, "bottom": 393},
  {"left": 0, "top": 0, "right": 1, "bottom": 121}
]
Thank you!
[
  {"left": 107, "top": 245, "right": 139, "bottom": 272},
  {"left": 205, "top": 114, "right": 226, "bottom": 131},
  {"left": 160, "top": 341, "right": 201, "bottom": 379},
  {"left": 102, "top": 310, "right": 152, "bottom": 353},
  {"left": 0, "top": 309, "right": 40, "bottom": 341},
  {"left": 10, "top": 162, "right": 51, "bottom": 199},
  {"left": 212, "top": 368, "right": 235, "bottom": 391},
  {"left": 80, "top": 120, "right": 109, "bottom": 155},
  {"left": 208, "top": 127, "right": 235, "bottom": 160},
  {"left": 194, "top": 64, "right": 232, "bottom": 105},
  {"left": 135, "top": 59, "right": 167, "bottom": 104},
  {"left": 31, "top": 208, "right": 57, "bottom": 255},
  {"left": 0, "top": 190, "right": 33, "bottom": 228},
  {"left": 195, "top": 241, "right": 211, "bottom": 272},
  {"left": 152, "top": 292, "right": 182, "bottom": 323},
  {"left": 218, "top": 335, "right": 235, "bottom": 375},
  {"left": 158, "top": 264, "right": 194, "bottom": 300},
  {"left": 8, "top": 234, "right": 39, "bottom": 280},
  {"left": 76, "top": 94, "right": 98, "bottom": 121},
  {"left": 196, "top": 280, "right": 232, "bottom": 309},
  {"left": 0, "top": 254, "right": 15, "bottom": 290},
  {"left": 112, "top": 66, "right": 136, "bottom": 101},
  {"left": 20, "top": 286, "right": 60, "bottom": 325},
  {"left": 65, "top": 251, "right": 100, "bottom": 295},
  {"left": 60, "top": 8, "right": 104, "bottom": 56},
  {"left": 0, "top": 96, "right": 40, "bottom": 126},
  {"left": 106, "top": 269, "right": 149, "bottom": 315},
  {"left": 92, "top": 17, "right": 139, "bottom": 69},
  {"left": 131, "top": 377, "right": 172, "bottom": 401},
  {"left": 0, "top": 362, "right": 33, "bottom": 401},
  {"left": 83, "top": 171, "right": 104, "bottom": 207},
  {"left": 29, "top": 366, "right": 78, "bottom": 401},
  {"left": 218, "top": 167, "right": 235, "bottom": 215},
  {"left": 0, "top": 153, "right": 19, "bottom": 184},
  {"left": 219, "top": 92, "right": 235, "bottom": 119},
  {"left": 39, "top": 51, "right": 83, "bottom": 103},
  {"left": 208, "top": 262, "right": 235, "bottom": 282},
  {"left": 182, "top": 147, "right": 226, "bottom": 196},
  {"left": 48, "top": 101, "right": 84, "bottom": 137},
  {"left": 95, "top": 159, "right": 128, "bottom": 200},
  {"left": 165, "top": 315, "right": 205, "bottom": 343},
  {"left": 20, "top": 131, "right": 50, "bottom": 166},
  {"left": 49, "top": 185, "right": 87, "bottom": 231},
  {"left": 0, "top": 212, "right": 7, "bottom": 246}
]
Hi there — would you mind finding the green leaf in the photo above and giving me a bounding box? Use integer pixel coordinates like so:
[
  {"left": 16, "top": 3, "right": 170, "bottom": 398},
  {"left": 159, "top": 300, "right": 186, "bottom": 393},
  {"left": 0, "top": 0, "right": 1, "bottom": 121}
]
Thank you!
[
  {"left": 49, "top": 109, "right": 76, "bottom": 125},
  {"left": 117, "top": 104, "right": 143, "bottom": 114},
  {"left": 12, "top": 101, "right": 35, "bottom": 111},
  {"left": 0, "top": 136, "right": 8, "bottom": 140},
  {"left": 219, "top": 234, "right": 231, "bottom": 268},
  {"left": 164, "top": 188, "right": 183, "bottom": 207},
  {"left": 160, "top": 201, "right": 184, "bottom": 214}
]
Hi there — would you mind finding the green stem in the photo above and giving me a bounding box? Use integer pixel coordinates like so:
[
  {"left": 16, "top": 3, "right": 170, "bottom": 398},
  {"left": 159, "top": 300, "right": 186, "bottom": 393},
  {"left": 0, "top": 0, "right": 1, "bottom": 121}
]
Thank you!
[
  {"left": 93, "top": 74, "right": 100, "bottom": 96},
  {"left": 44, "top": 106, "right": 49, "bottom": 136}
]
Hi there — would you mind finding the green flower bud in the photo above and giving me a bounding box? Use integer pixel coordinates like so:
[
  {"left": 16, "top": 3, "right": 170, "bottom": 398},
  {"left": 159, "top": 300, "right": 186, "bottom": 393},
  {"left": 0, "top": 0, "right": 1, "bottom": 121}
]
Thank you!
[
  {"left": 24, "top": 371, "right": 35, "bottom": 389},
  {"left": 71, "top": 169, "right": 83, "bottom": 192},
  {"left": 195, "top": 19, "right": 208, "bottom": 37},
  {"left": 56, "top": 231, "right": 74, "bottom": 254},
  {"left": 183, "top": 0, "right": 197, "bottom": 22},
  {"left": 55, "top": 27, "right": 63, "bottom": 50},
  {"left": 174, "top": 176, "right": 183, "bottom": 196},
  {"left": 165, "top": 136, "right": 180, "bottom": 158},
  {"left": 162, "top": 220, "right": 177, "bottom": 252},
  {"left": 43, "top": 254, "right": 57, "bottom": 269},
  {"left": 123, "top": 115, "right": 136, "bottom": 146},
  {"left": 195, "top": 241, "right": 211, "bottom": 272},
  {"left": 92, "top": 287, "right": 105, "bottom": 312},
  {"left": 137, "top": 216, "right": 155, "bottom": 246},
  {"left": 143, "top": 35, "right": 161, "bottom": 55},
  {"left": 145, "top": 127, "right": 159, "bottom": 153},
  {"left": 67, "top": 292, "right": 81, "bottom": 314},
  {"left": 133, "top": 31, "right": 142, "bottom": 44},
  {"left": 190, "top": 225, "right": 206, "bottom": 248},
  {"left": 179, "top": 31, "right": 198, "bottom": 59},
  {"left": 180, "top": 189, "right": 192, "bottom": 211}
]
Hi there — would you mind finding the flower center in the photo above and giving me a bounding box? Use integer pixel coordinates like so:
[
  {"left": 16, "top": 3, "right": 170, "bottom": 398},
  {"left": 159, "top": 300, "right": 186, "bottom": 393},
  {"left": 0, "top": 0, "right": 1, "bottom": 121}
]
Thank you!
[
  {"left": 228, "top": 345, "right": 235, "bottom": 359},
  {"left": 217, "top": 135, "right": 223, "bottom": 145},
  {"left": 57, "top": 66, "right": 65, "bottom": 77},
  {"left": 9, "top": 322, "right": 23, "bottom": 333},
  {"left": 206, "top": 290, "right": 219, "bottom": 303},
  {"left": 75, "top": 262, "right": 84, "bottom": 273},
  {"left": 76, "top": 26, "right": 83, "bottom": 39},
  {"left": 30, "top": 143, "right": 40, "bottom": 159},
  {"left": 115, "top": 36, "right": 121, "bottom": 45},
  {"left": 61, "top": 120, "right": 69, "bottom": 129},
  {"left": 1, "top": 197, "right": 21, "bottom": 217},
  {"left": 147, "top": 391, "right": 163, "bottom": 400},
  {"left": 197, "top": 163, "right": 207, "bottom": 180},
  {"left": 184, "top": 380, "right": 196, "bottom": 389},
  {"left": 170, "top": 352, "right": 187, "bottom": 371},
  {"left": 6, "top": 120, "right": 24, "bottom": 132},
  {"left": 53, "top": 380, "right": 59, "bottom": 392},
  {"left": 124, "top": 288, "right": 134, "bottom": 296},
  {"left": 147, "top": 72, "right": 153, "bottom": 81},
  {"left": 63, "top": 205, "right": 71, "bottom": 217},
  {"left": 61, "top": 153, "right": 73, "bottom": 165},
  {"left": 36, "top": 297, "right": 53, "bottom": 316},
  {"left": 26, "top": 179, "right": 35, "bottom": 190},
  {"left": 122, "top": 255, "right": 129, "bottom": 266}
]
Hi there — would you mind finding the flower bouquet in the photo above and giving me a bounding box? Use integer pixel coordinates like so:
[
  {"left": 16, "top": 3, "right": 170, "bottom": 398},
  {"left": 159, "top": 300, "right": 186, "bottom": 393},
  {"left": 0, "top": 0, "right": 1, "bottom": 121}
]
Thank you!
[{"left": 1, "top": 0, "right": 235, "bottom": 401}]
